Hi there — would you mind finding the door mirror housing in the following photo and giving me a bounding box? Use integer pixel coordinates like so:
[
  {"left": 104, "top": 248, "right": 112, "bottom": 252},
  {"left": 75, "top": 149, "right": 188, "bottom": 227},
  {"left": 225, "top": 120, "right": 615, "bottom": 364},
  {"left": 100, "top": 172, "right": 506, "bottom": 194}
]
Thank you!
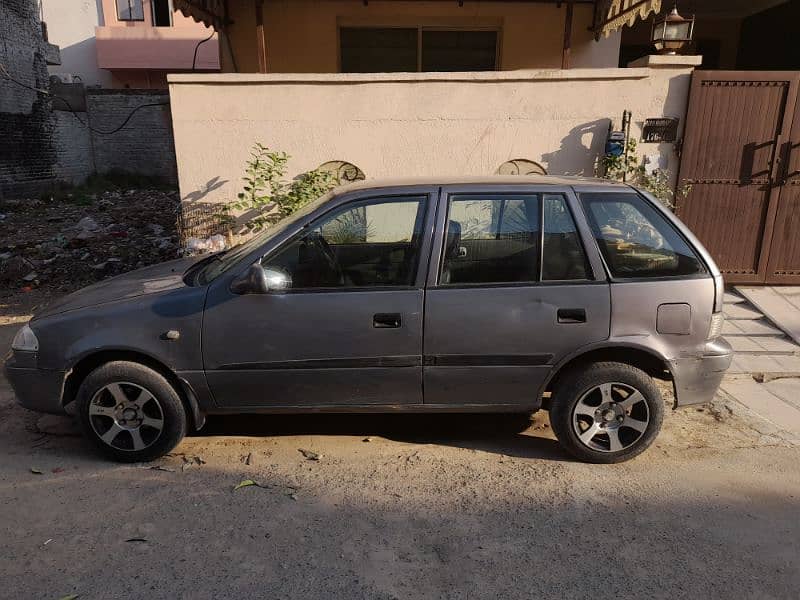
[
  {"left": 263, "top": 266, "right": 292, "bottom": 291},
  {"left": 231, "top": 263, "right": 292, "bottom": 295}
]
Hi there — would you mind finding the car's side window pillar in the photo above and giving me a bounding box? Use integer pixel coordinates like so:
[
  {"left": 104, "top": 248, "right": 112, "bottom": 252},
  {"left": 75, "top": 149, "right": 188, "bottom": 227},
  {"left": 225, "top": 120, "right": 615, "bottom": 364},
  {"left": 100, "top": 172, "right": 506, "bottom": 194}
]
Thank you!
[{"left": 541, "top": 194, "right": 592, "bottom": 282}]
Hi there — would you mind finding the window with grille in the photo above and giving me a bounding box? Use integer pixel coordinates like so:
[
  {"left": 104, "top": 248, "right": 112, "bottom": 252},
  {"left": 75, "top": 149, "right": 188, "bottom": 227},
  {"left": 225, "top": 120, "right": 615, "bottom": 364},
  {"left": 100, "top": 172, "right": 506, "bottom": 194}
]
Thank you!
[{"left": 340, "top": 27, "right": 499, "bottom": 73}]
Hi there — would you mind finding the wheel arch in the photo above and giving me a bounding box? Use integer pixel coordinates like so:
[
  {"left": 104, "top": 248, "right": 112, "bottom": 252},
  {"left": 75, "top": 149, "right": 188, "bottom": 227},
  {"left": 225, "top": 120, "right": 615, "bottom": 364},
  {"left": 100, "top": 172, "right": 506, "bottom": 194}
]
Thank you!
[
  {"left": 63, "top": 349, "right": 205, "bottom": 431},
  {"left": 541, "top": 344, "right": 674, "bottom": 408}
]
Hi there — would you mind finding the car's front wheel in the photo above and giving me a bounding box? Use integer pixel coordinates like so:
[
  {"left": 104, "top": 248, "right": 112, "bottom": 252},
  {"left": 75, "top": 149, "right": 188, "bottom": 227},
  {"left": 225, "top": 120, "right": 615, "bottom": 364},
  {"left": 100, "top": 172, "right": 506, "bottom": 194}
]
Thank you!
[
  {"left": 76, "top": 361, "right": 187, "bottom": 462},
  {"left": 550, "top": 361, "right": 664, "bottom": 463}
]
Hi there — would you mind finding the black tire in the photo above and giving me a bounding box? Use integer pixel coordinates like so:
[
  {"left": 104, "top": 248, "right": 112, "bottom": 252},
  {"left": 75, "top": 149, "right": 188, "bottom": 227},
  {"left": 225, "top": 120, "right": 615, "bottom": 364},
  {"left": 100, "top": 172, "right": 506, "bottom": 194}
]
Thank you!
[
  {"left": 76, "top": 361, "right": 187, "bottom": 462},
  {"left": 549, "top": 362, "right": 664, "bottom": 464}
]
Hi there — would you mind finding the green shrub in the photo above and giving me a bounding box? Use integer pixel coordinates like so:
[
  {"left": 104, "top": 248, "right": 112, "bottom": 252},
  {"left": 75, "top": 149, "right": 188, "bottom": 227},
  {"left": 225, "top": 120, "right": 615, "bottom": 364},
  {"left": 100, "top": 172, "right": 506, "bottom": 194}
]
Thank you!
[
  {"left": 599, "top": 139, "right": 690, "bottom": 210},
  {"left": 229, "top": 143, "right": 338, "bottom": 232}
]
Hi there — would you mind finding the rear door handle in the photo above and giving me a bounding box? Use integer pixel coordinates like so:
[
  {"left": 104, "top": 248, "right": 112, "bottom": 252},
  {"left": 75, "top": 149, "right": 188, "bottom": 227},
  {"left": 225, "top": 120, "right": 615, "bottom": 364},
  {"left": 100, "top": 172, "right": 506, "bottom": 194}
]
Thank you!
[
  {"left": 373, "top": 313, "right": 402, "bottom": 328},
  {"left": 557, "top": 308, "right": 586, "bottom": 324}
]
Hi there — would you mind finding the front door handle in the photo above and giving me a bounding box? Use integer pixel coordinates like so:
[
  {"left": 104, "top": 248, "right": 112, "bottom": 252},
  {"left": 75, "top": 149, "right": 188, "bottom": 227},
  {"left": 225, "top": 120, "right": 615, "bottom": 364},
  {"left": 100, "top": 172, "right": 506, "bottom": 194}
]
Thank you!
[
  {"left": 557, "top": 308, "right": 586, "bottom": 324},
  {"left": 373, "top": 313, "right": 402, "bottom": 328}
]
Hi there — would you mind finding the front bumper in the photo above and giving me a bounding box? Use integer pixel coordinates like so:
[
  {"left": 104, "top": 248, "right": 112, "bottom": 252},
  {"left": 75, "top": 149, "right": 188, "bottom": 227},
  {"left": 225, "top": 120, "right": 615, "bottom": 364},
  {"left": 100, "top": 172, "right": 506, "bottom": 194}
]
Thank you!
[
  {"left": 670, "top": 338, "right": 733, "bottom": 408},
  {"left": 4, "top": 353, "right": 67, "bottom": 415}
]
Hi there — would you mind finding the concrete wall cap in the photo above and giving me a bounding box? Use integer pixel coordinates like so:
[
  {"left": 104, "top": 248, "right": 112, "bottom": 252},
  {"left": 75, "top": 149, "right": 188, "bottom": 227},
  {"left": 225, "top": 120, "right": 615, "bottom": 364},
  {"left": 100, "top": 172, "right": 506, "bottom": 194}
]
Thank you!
[
  {"left": 168, "top": 68, "right": 651, "bottom": 85},
  {"left": 627, "top": 54, "right": 704, "bottom": 68}
]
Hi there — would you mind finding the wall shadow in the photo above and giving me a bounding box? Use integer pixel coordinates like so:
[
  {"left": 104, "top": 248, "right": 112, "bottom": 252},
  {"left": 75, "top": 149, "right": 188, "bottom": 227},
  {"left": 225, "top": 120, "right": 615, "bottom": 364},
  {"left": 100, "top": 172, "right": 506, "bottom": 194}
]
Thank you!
[
  {"left": 52, "top": 37, "right": 111, "bottom": 87},
  {"left": 541, "top": 119, "right": 610, "bottom": 176},
  {"left": 178, "top": 177, "right": 230, "bottom": 240},
  {"left": 182, "top": 176, "right": 228, "bottom": 203}
]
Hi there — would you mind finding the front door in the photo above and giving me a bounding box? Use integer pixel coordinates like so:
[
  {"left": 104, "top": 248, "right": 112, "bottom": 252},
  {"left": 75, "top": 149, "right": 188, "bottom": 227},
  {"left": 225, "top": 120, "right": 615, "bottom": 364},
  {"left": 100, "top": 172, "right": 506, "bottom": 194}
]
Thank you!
[
  {"left": 203, "top": 193, "right": 431, "bottom": 408},
  {"left": 423, "top": 187, "right": 611, "bottom": 407}
]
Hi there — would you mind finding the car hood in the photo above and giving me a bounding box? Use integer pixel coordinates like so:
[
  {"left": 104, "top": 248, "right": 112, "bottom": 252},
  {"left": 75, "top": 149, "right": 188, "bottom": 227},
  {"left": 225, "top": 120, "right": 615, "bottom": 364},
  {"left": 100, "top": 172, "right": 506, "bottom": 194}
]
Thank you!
[{"left": 33, "top": 256, "right": 203, "bottom": 320}]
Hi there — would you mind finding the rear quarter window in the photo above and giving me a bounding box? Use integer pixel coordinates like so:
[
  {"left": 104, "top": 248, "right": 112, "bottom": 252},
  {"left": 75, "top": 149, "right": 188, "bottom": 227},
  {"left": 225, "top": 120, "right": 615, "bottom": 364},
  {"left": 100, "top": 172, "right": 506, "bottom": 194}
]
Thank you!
[{"left": 579, "top": 192, "right": 705, "bottom": 279}]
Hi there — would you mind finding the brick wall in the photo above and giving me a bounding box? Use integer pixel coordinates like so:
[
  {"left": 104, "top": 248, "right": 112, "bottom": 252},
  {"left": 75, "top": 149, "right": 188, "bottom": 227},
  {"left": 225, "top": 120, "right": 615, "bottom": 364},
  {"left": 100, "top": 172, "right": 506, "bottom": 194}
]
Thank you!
[
  {"left": 52, "top": 110, "right": 94, "bottom": 185},
  {"left": 87, "top": 90, "right": 177, "bottom": 184},
  {"left": 0, "top": 0, "right": 58, "bottom": 196},
  {"left": 0, "top": 0, "right": 177, "bottom": 197}
]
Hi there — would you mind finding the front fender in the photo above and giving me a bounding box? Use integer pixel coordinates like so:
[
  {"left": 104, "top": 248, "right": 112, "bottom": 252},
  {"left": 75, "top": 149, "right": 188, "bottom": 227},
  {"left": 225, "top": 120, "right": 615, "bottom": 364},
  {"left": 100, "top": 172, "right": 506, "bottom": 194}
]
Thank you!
[{"left": 32, "top": 285, "right": 207, "bottom": 372}]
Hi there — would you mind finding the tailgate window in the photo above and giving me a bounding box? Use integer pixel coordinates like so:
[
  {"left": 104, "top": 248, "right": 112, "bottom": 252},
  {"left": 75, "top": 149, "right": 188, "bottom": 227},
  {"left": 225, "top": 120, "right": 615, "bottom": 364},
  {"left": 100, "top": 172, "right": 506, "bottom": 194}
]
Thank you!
[{"left": 580, "top": 192, "right": 705, "bottom": 279}]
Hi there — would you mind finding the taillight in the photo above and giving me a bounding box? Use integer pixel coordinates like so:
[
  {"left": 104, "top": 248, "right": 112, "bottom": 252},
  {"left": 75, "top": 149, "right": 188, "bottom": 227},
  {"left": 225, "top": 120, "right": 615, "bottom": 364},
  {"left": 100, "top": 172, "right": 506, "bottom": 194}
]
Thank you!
[{"left": 708, "top": 312, "right": 725, "bottom": 340}]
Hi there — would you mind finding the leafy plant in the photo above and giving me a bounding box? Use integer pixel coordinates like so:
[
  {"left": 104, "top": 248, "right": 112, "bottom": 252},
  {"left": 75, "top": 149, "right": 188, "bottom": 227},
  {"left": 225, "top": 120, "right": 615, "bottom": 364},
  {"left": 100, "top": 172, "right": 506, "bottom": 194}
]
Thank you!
[
  {"left": 229, "top": 143, "right": 339, "bottom": 232},
  {"left": 599, "top": 138, "right": 690, "bottom": 210}
]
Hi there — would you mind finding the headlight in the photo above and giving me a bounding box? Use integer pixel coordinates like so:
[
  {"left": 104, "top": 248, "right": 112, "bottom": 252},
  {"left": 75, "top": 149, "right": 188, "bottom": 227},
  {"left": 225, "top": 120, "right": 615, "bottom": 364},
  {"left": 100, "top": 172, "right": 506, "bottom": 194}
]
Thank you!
[
  {"left": 11, "top": 324, "right": 39, "bottom": 352},
  {"left": 708, "top": 312, "right": 724, "bottom": 340}
]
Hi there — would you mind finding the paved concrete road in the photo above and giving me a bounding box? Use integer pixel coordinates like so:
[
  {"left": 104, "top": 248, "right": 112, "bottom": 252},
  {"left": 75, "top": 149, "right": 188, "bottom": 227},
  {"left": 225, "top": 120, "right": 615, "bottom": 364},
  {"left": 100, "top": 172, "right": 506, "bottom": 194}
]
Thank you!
[{"left": 1, "top": 303, "right": 799, "bottom": 599}]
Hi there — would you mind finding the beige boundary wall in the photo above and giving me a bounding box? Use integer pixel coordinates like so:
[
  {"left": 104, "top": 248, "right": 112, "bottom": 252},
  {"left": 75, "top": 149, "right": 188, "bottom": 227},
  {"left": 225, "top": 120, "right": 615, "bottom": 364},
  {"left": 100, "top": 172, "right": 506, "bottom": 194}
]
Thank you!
[{"left": 168, "top": 56, "right": 701, "bottom": 207}]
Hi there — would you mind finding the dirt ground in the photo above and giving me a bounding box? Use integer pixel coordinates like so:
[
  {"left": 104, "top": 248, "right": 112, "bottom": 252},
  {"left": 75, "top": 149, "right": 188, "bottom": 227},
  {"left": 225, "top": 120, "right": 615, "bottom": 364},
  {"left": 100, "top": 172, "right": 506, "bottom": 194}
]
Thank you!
[
  {"left": 0, "top": 182, "right": 181, "bottom": 302},
  {"left": 1, "top": 289, "right": 799, "bottom": 600}
]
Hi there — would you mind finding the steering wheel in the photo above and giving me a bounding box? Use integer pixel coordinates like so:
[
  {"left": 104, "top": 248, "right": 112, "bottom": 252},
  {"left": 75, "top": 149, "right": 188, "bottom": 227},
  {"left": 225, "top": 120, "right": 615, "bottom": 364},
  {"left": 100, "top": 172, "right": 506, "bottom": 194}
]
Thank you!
[{"left": 308, "top": 231, "right": 344, "bottom": 285}]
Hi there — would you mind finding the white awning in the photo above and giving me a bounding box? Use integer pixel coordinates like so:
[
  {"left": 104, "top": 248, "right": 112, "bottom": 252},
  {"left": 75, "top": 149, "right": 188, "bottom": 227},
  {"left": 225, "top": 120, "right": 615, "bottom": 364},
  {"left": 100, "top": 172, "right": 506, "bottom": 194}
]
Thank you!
[
  {"left": 596, "top": 0, "right": 663, "bottom": 37},
  {"left": 174, "top": 0, "right": 228, "bottom": 30}
]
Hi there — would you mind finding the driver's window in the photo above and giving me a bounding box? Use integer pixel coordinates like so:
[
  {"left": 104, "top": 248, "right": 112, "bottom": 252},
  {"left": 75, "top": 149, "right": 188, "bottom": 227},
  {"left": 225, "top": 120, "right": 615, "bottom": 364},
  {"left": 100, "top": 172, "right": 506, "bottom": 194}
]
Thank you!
[{"left": 263, "top": 195, "right": 427, "bottom": 289}]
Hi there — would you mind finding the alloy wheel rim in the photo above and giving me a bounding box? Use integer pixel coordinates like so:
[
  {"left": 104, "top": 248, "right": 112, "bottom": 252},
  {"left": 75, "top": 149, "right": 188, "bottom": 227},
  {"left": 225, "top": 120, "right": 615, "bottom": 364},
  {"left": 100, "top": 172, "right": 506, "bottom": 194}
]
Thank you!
[
  {"left": 88, "top": 382, "right": 164, "bottom": 452},
  {"left": 571, "top": 382, "right": 650, "bottom": 453}
]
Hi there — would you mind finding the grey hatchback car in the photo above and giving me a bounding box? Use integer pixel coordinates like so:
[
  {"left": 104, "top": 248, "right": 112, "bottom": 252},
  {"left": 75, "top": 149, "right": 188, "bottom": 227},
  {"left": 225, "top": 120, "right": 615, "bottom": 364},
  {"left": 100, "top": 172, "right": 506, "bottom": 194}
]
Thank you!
[{"left": 6, "top": 176, "right": 732, "bottom": 463}]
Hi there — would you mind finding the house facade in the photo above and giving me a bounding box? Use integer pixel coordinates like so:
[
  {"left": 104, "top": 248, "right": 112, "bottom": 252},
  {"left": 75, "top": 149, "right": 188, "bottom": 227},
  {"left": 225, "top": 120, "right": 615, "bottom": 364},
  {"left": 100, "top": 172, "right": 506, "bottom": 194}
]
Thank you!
[
  {"left": 163, "top": 0, "right": 800, "bottom": 284},
  {"left": 215, "top": 0, "right": 622, "bottom": 73},
  {"left": 41, "top": 0, "right": 220, "bottom": 89},
  {"left": 166, "top": 1, "right": 693, "bottom": 204}
]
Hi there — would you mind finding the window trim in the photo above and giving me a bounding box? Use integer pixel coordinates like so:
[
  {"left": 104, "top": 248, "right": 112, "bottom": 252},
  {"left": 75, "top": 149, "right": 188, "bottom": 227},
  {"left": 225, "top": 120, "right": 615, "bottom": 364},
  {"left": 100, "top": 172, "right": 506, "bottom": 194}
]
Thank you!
[
  {"left": 337, "top": 23, "right": 502, "bottom": 73},
  {"left": 260, "top": 193, "right": 430, "bottom": 293},
  {"left": 578, "top": 191, "right": 709, "bottom": 282},
  {"left": 116, "top": 0, "right": 145, "bottom": 22}
]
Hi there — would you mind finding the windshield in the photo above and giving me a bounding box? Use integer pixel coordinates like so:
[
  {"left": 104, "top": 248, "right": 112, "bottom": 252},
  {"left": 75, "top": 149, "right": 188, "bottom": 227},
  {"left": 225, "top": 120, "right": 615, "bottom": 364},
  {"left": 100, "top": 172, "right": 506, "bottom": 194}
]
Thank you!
[{"left": 193, "top": 190, "right": 335, "bottom": 285}]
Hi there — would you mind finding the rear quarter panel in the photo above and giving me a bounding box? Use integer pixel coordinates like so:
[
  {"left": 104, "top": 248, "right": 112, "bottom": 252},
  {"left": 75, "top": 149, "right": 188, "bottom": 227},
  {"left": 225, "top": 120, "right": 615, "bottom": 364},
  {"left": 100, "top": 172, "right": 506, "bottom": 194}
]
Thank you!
[{"left": 609, "top": 277, "right": 716, "bottom": 361}]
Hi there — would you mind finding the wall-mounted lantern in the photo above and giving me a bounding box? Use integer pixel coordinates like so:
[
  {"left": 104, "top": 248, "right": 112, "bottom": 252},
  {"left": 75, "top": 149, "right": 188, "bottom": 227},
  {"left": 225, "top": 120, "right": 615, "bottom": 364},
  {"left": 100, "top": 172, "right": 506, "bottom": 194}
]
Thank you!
[{"left": 651, "top": 3, "right": 695, "bottom": 55}]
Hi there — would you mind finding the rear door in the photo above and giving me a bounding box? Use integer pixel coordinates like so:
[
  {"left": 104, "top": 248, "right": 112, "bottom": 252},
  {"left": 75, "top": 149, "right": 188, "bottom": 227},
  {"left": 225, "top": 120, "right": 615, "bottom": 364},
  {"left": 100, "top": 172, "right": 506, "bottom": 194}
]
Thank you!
[{"left": 422, "top": 185, "right": 610, "bottom": 408}]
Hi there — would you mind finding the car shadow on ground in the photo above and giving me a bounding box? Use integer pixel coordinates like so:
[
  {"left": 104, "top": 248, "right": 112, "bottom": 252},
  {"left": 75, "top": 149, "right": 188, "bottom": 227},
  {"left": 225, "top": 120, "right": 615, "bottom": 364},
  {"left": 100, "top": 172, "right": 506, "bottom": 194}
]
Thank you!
[{"left": 196, "top": 412, "right": 571, "bottom": 462}]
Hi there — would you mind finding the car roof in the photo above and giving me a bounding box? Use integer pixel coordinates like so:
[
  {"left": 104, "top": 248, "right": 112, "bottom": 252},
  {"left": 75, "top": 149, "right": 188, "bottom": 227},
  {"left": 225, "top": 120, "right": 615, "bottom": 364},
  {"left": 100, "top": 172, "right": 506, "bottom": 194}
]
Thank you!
[{"left": 335, "top": 174, "right": 630, "bottom": 193}]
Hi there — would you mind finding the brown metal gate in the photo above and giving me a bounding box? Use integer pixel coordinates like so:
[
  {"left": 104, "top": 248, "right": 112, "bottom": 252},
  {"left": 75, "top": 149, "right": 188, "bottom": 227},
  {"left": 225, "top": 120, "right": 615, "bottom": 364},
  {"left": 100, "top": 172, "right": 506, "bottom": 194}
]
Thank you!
[{"left": 676, "top": 71, "right": 800, "bottom": 284}]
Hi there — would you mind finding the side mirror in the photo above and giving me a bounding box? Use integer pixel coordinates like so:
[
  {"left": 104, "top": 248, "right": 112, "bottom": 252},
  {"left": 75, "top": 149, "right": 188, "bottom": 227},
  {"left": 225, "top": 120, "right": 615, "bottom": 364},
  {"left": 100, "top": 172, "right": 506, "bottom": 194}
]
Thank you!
[
  {"left": 231, "top": 263, "right": 291, "bottom": 295},
  {"left": 263, "top": 266, "right": 292, "bottom": 291}
]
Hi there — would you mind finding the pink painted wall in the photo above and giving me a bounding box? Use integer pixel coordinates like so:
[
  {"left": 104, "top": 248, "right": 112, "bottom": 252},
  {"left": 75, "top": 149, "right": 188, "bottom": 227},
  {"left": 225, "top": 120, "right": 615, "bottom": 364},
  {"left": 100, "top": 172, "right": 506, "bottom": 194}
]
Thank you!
[
  {"left": 96, "top": 26, "right": 219, "bottom": 70},
  {"left": 96, "top": 0, "right": 219, "bottom": 81}
]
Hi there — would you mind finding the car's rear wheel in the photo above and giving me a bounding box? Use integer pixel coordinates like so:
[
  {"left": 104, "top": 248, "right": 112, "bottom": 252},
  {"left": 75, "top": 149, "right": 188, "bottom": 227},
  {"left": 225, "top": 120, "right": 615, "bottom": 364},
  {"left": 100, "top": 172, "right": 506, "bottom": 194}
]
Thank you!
[
  {"left": 550, "top": 362, "right": 664, "bottom": 464},
  {"left": 76, "top": 361, "right": 187, "bottom": 462}
]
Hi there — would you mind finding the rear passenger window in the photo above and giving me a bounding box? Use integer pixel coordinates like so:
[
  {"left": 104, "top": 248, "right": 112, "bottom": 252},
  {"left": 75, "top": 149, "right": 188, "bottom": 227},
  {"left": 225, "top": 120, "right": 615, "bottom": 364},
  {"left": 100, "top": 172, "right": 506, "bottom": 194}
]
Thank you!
[
  {"left": 441, "top": 193, "right": 594, "bottom": 285},
  {"left": 542, "top": 195, "right": 590, "bottom": 280},
  {"left": 580, "top": 193, "right": 705, "bottom": 278},
  {"left": 441, "top": 195, "right": 540, "bottom": 284}
]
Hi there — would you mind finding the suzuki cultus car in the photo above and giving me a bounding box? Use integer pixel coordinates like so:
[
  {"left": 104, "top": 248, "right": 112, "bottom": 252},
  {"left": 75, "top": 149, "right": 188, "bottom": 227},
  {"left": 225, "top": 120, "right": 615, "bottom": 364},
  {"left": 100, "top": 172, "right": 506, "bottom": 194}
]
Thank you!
[{"left": 6, "top": 176, "right": 732, "bottom": 463}]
